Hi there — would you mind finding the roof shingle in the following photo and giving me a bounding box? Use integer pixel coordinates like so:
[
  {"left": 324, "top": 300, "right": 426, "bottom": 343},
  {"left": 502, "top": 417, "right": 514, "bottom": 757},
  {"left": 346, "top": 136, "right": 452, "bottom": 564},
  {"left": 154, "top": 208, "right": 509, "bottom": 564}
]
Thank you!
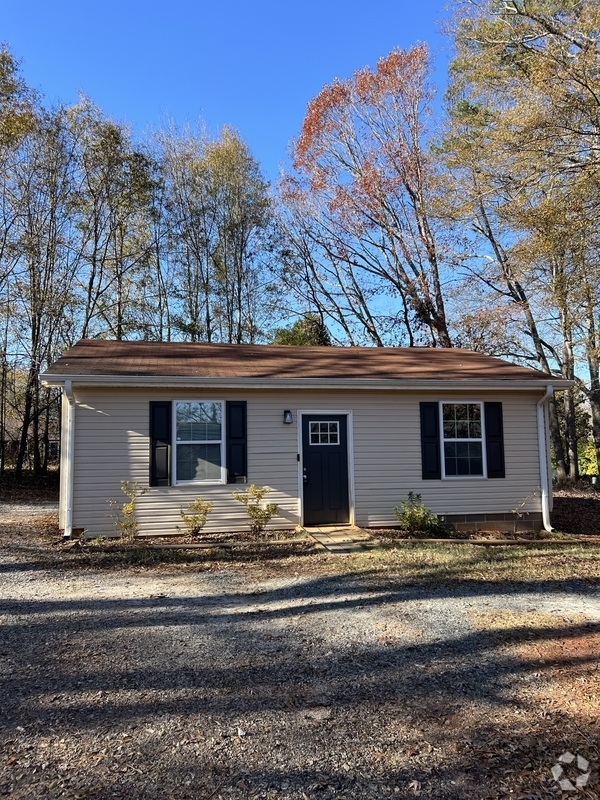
[{"left": 42, "top": 339, "right": 557, "bottom": 383}]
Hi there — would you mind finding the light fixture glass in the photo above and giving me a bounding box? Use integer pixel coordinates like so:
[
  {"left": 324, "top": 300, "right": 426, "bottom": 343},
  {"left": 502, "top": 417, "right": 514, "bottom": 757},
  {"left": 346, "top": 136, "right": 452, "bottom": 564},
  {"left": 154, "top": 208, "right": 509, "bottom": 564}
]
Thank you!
[{"left": 283, "top": 410, "right": 293, "bottom": 424}]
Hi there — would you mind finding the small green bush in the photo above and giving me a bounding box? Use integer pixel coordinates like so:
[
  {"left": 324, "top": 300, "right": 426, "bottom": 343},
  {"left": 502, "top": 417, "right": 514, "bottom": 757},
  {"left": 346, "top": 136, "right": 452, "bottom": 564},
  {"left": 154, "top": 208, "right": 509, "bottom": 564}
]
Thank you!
[
  {"left": 86, "top": 536, "right": 106, "bottom": 547},
  {"left": 107, "top": 480, "right": 147, "bottom": 539},
  {"left": 179, "top": 497, "right": 214, "bottom": 536},
  {"left": 232, "top": 484, "right": 278, "bottom": 535},
  {"left": 578, "top": 439, "right": 597, "bottom": 477},
  {"left": 394, "top": 491, "right": 445, "bottom": 535}
]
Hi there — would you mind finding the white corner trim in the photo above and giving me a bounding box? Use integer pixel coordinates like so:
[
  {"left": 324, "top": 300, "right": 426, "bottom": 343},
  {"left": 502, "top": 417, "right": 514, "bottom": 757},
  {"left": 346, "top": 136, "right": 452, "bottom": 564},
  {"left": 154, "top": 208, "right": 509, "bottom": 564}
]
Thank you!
[
  {"left": 536, "top": 386, "right": 554, "bottom": 532},
  {"left": 63, "top": 380, "right": 76, "bottom": 538}
]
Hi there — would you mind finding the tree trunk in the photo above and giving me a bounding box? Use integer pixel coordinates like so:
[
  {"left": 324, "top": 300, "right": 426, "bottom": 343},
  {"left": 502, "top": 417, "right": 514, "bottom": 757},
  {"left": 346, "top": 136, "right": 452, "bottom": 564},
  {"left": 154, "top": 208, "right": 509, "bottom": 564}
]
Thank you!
[
  {"left": 589, "top": 392, "right": 600, "bottom": 478},
  {"left": 548, "top": 397, "right": 567, "bottom": 483},
  {"left": 564, "top": 388, "right": 578, "bottom": 482},
  {"left": 41, "top": 391, "right": 50, "bottom": 473},
  {"left": 0, "top": 354, "right": 6, "bottom": 475},
  {"left": 15, "top": 377, "right": 34, "bottom": 478},
  {"left": 584, "top": 296, "right": 600, "bottom": 477}
]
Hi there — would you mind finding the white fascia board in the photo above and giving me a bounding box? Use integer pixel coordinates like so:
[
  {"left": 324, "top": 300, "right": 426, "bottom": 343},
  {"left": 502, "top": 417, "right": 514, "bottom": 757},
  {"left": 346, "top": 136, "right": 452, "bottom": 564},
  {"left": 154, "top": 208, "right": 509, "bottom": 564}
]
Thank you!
[{"left": 40, "top": 373, "right": 575, "bottom": 392}]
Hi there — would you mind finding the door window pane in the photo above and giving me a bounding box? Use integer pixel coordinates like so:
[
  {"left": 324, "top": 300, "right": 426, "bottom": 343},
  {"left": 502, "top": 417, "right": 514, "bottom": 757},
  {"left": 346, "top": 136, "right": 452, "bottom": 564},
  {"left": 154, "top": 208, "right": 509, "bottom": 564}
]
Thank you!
[{"left": 309, "top": 421, "right": 339, "bottom": 445}]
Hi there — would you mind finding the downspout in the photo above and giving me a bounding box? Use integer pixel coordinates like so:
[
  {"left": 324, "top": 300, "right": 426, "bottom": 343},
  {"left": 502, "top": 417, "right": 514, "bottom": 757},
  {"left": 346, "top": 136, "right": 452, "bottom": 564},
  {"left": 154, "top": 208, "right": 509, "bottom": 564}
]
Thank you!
[
  {"left": 537, "top": 385, "right": 554, "bottom": 532},
  {"left": 63, "top": 380, "right": 75, "bottom": 539}
]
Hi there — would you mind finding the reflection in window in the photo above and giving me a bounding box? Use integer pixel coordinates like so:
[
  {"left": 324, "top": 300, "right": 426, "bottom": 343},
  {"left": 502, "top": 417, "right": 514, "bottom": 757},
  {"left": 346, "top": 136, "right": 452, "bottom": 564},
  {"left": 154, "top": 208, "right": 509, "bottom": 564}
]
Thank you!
[
  {"left": 309, "top": 421, "right": 339, "bottom": 445},
  {"left": 175, "top": 402, "right": 222, "bottom": 482}
]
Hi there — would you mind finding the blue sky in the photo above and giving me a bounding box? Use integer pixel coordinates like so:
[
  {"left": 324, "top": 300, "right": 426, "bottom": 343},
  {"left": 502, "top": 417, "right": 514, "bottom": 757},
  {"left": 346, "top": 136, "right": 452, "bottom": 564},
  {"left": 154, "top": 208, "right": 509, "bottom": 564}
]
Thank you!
[{"left": 2, "top": 0, "right": 451, "bottom": 183}]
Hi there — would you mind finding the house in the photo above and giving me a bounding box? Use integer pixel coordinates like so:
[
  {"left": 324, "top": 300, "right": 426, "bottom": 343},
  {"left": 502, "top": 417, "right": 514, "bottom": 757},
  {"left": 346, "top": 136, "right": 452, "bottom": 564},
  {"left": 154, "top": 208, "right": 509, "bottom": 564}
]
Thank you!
[
  {"left": 40, "top": 339, "right": 571, "bottom": 538},
  {"left": 1, "top": 416, "right": 60, "bottom": 466}
]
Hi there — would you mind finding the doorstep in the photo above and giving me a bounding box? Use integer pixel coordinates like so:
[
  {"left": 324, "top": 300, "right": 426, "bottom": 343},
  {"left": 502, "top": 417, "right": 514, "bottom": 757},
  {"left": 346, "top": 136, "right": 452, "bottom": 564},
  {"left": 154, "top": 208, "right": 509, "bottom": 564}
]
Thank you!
[{"left": 303, "top": 525, "right": 371, "bottom": 554}]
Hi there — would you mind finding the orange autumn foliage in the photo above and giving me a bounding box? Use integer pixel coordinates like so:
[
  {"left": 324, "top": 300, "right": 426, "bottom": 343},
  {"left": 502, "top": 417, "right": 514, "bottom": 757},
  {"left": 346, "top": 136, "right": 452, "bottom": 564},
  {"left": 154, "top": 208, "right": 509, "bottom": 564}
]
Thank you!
[{"left": 284, "top": 44, "right": 452, "bottom": 347}]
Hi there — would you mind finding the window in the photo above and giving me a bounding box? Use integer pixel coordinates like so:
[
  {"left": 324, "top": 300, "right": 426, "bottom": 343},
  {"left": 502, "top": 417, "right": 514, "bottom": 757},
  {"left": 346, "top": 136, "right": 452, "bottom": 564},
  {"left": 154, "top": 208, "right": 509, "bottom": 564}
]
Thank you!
[
  {"left": 441, "top": 402, "right": 484, "bottom": 477},
  {"left": 175, "top": 401, "right": 224, "bottom": 483},
  {"left": 309, "top": 421, "right": 339, "bottom": 445},
  {"left": 150, "top": 400, "right": 247, "bottom": 487},
  {"left": 420, "top": 401, "right": 504, "bottom": 481}
]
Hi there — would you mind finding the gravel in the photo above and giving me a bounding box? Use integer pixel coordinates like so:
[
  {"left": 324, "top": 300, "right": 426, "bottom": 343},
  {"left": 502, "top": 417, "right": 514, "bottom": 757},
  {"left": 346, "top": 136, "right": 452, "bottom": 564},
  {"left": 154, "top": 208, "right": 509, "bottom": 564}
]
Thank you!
[{"left": 1, "top": 505, "right": 599, "bottom": 799}]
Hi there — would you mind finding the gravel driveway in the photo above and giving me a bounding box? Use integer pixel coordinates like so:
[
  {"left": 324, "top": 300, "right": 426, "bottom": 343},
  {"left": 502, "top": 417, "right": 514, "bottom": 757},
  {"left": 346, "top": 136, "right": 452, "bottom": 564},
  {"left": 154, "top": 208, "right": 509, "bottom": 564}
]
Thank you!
[{"left": 1, "top": 506, "right": 599, "bottom": 799}]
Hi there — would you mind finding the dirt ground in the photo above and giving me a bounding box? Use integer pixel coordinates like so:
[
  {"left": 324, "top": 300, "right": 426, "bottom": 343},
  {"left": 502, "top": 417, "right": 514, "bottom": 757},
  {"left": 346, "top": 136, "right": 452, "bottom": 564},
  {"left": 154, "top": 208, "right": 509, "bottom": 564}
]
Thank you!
[
  {"left": 552, "top": 487, "right": 600, "bottom": 535},
  {"left": 1, "top": 502, "right": 599, "bottom": 800}
]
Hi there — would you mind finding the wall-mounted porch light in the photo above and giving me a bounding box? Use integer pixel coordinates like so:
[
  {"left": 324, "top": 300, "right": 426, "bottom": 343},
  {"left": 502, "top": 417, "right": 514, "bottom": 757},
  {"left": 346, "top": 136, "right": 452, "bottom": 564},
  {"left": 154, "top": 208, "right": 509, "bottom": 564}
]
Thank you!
[{"left": 283, "top": 410, "right": 293, "bottom": 424}]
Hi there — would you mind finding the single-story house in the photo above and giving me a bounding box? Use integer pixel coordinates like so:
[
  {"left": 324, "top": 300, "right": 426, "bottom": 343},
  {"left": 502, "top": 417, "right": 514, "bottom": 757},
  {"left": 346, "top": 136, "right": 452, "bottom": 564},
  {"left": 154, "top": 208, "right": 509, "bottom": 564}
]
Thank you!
[{"left": 40, "top": 339, "right": 571, "bottom": 538}]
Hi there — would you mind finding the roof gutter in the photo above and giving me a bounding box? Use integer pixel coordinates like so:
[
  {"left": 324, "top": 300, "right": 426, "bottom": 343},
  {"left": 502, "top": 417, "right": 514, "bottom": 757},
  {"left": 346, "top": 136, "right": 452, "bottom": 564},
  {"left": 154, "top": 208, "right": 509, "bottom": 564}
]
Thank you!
[
  {"left": 63, "top": 380, "right": 75, "bottom": 539},
  {"left": 40, "top": 374, "right": 575, "bottom": 392},
  {"left": 537, "top": 385, "right": 554, "bottom": 532}
]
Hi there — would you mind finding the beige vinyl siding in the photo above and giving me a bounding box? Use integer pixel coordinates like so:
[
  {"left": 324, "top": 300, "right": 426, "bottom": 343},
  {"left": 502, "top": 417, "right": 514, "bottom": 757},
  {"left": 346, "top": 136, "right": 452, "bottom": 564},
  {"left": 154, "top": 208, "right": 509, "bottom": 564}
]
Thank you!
[
  {"left": 352, "top": 391, "right": 541, "bottom": 527},
  {"left": 70, "top": 386, "right": 543, "bottom": 538},
  {"left": 72, "top": 388, "right": 301, "bottom": 538}
]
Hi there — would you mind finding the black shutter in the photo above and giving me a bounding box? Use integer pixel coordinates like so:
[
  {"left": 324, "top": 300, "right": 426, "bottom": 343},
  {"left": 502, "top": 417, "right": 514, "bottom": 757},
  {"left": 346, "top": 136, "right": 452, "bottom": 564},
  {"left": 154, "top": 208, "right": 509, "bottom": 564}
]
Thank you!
[
  {"left": 149, "top": 401, "right": 172, "bottom": 486},
  {"left": 420, "top": 402, "right": 441, "bottom": 480},
  {"left": 484, "top": 402, "right": 505, "bottom": 478},
  {"left": 226, "top": 401, "right": 247, "bottom": 484}
]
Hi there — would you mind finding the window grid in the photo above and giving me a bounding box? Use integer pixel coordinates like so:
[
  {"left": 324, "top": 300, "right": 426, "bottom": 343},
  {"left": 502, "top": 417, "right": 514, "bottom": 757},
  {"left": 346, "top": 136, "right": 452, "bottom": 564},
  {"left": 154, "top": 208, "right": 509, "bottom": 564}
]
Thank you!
[
  {"left": 440, "top": 402, "right": 485, "bottom": 478},
  {"left": 309, "top": 421, "right": 339, "bottom": 445},
  {"left": 174, "top": 401, "right": 224, "bottom": 483}
]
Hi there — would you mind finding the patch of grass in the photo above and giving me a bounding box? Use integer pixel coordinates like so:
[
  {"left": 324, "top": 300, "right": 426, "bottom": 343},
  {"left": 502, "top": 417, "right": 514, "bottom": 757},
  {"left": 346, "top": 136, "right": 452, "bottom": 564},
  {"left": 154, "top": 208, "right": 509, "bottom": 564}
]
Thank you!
[
  {"left": 338, "top": 542, "right": 600, "bottom": 584},
  {"left": 4, "top": 513, "right": 600, "bottom": 583},
  {"left": 60, "top": 540, "right": 600, "bottom": 584}
]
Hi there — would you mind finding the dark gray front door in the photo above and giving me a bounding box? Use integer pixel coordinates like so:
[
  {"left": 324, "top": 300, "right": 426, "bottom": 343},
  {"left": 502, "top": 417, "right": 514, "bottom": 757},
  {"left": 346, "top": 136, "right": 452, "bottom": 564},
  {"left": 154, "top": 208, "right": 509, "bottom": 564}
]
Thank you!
[{"left": 302, "top": 415, "right": 349, "bottom": 526}]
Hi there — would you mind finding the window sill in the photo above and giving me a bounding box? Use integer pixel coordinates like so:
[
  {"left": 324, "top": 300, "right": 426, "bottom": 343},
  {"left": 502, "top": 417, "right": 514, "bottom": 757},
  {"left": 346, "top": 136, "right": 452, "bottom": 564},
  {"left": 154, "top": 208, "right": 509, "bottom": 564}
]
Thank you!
[
  {"left": 175, "top": 480, "right": 226, "bottom": 487},
  {"left": 441, "top": 475, "right": 487, "bottom": 480}
]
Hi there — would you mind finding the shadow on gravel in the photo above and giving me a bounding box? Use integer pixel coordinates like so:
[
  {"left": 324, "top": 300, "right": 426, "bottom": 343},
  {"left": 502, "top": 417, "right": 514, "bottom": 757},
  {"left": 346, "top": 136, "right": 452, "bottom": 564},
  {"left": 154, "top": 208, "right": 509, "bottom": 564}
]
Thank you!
[
  {"left": 1, "top": 575, "right": 599, "bottom": 720},
  {"left": 1, "top": 573, "right": 599, "bottom": 798}
]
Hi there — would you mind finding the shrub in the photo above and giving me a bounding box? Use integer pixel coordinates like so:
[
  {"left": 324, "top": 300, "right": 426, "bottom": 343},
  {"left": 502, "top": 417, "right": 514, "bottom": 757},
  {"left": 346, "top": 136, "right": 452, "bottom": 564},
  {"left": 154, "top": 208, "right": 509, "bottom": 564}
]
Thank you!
[
  {"left": 86, "top": 536, "right": 106, "bottom": 547},
  {"left": 107, "top": 480, "right": 147, "bottom": 539},
  {"left": 578, "top": 439, "right": 597, "bottom": 477},
  {"left": 232, "top": 484, "right": 278, "bottom": 535},
  {"left": 179, "top": 497, "right": 213, "bottom": 536},
  {"left": 394, "top": 491, "right": 445, "bottom": 535}
]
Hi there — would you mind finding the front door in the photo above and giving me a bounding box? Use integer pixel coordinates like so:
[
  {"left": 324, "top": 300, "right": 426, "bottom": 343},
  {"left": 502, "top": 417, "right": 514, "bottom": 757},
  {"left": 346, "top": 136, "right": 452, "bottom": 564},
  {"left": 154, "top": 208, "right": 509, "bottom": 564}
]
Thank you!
[{"left": 301, "top": 415, "right": 350, "bottom": 526}]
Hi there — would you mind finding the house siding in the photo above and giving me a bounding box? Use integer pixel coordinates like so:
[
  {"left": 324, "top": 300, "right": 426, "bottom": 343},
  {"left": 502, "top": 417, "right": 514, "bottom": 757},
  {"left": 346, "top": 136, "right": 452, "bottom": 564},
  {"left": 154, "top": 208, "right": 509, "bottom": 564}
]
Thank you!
[{"left": 70, "top": 386, "right": 543, "bottom": 538}]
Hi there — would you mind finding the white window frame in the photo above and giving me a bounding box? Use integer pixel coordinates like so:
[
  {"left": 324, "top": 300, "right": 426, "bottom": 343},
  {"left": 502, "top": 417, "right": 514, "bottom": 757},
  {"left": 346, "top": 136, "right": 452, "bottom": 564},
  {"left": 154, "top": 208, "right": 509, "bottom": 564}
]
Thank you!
[
  {"left": 308, "top": 420, "right": 340, "bottom": 446},
  {"left": 439, "top": 400, "right": 487, "bottom": 480},
  {"left": 173, "top": 399, "right": 226, "bottom": 485}
]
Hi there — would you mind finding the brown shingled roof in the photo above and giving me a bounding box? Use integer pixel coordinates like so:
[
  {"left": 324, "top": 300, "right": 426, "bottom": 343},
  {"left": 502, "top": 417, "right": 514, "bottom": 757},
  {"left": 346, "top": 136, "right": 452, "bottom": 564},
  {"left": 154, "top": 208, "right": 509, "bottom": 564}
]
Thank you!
[{"left": 42, "top": 339, "right": 558, "bottom": 383}]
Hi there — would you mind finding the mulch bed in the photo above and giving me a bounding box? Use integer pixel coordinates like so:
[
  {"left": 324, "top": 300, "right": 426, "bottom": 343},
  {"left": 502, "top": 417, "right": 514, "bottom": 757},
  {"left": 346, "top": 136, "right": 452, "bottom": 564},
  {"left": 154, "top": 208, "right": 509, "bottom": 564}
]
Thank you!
[
  {"left": 374, "top": 528, "right": 556, "bottom": 542},
  {"left": 141, "top": 528, "right": 310, "bottom": 544},
  {"left": 372, "top": 487, "right": 600, "bottom": 540}
]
